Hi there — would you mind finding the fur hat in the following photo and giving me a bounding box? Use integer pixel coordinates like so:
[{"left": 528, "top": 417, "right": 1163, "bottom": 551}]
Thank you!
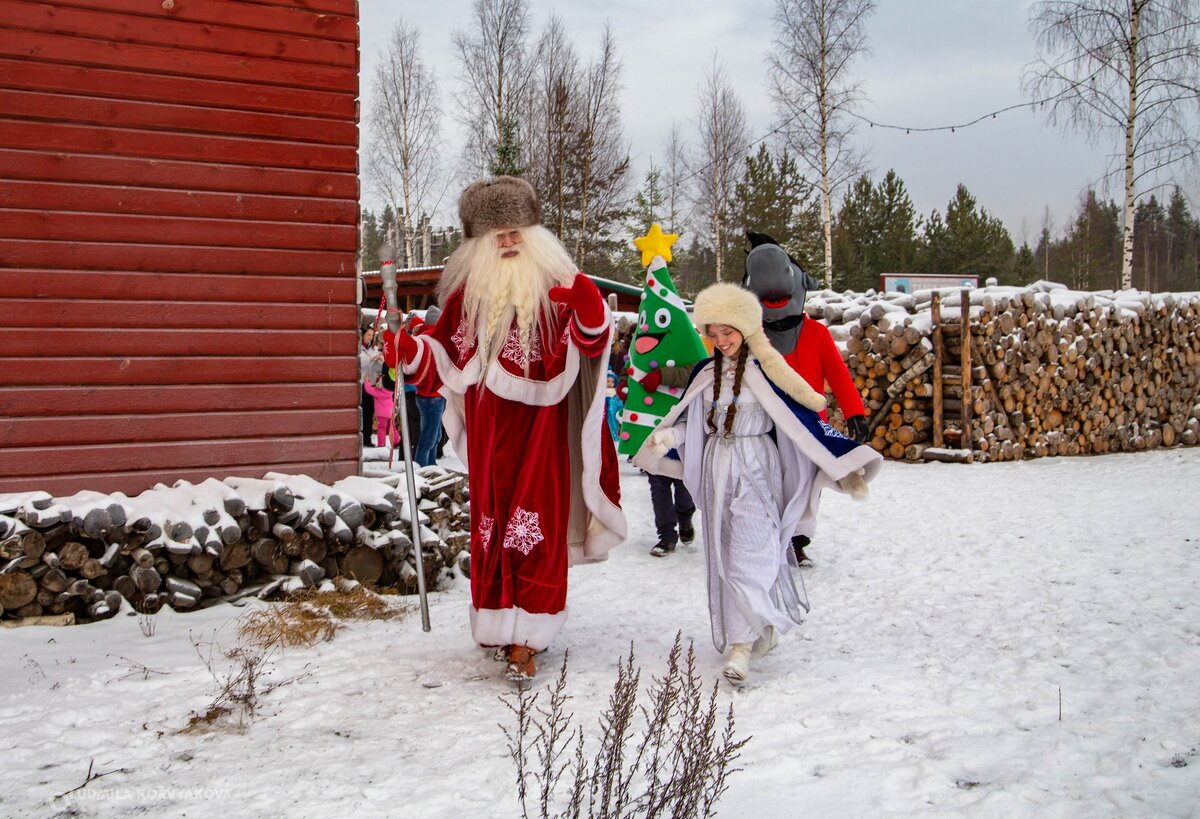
[
  {"left": 693, "top": 283, "right": 826, "bottom": 413},
  {"left": 458, "top": 176, "right": 541, "bottom": 238}
]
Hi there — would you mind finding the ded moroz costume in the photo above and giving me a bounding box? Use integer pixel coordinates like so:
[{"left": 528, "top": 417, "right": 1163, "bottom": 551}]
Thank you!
[{"left": 385, "top": 176, "right": 626, "bottom": 682}]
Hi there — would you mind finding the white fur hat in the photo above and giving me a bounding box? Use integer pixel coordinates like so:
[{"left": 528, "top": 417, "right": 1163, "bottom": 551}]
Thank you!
[{"left": 693, "top": 282, "right": 826, "bottom": 413}]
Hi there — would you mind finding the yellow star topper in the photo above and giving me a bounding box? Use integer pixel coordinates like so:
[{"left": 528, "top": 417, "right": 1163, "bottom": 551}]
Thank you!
[{"left": 633, "top": 223, "right": 680, "bottom": 267}]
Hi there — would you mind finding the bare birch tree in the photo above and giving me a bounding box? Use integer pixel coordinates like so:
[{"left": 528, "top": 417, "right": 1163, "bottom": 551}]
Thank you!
[
  {"left": 662, "top": 122, "right": 691, "bottom": 235},
  {"left": 572, "top": 24, "right": 631, "bottom": 269},
  {"left": 453, "top": 0, "right": 534, "bottom": 178},
  {"left": 526, "top": 16, "right": 580, "bottom": 237},
  {"left": 767, "top": 0, "right": 875, "bottom": 288},
  {"left": 695, "top": 58, "right": 750, "bottom": 282},
  {"left": 1025, "top": 0, "right": 1200, "bottom": 289},
  {"left": 365, "top": 21, "right": 442, "bottom": 268}
]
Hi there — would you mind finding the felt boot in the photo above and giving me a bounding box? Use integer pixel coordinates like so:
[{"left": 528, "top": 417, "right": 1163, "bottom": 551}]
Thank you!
[
  {"left": 751, "top": 626, "right": 779, "bottom": 659},
  {"left": 722, "top": 643, "right": 752, "bottom": 686}
]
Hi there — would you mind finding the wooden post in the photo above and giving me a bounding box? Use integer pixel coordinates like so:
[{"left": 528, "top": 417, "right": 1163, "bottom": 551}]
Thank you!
[
  {"left": 931, "top": 291, "right": 944, "bottom": 449},
  {"left": 960, "top": 289, "right": 972, "bottom": 452}
]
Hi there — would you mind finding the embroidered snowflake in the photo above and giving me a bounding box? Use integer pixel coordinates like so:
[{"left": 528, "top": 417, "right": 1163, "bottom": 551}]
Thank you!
[
  {"left": 477, "top": 514, "right": 495, "bottom": 552},
  {"left": 451, "top": 321, "right": 473, "bottom": 358},
  {"left": 502, "top": 507, "right": 544, "bottom": 555},
  {"left": 500, "top": 327, "right": 542, "bottom": 368},
  {"left": 819, "top": 420, "right": 849, "bottom": 441}
]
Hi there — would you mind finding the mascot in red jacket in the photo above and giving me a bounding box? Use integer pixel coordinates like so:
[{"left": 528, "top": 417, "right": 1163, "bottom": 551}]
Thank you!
[{"left": 743, "top": 231, "right": 870, "bottom": 564}]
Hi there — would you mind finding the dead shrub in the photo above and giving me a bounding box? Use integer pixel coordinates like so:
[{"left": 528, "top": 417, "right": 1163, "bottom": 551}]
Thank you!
[{"left": 502, "top": 632, "right": 750, "bottom": 819}]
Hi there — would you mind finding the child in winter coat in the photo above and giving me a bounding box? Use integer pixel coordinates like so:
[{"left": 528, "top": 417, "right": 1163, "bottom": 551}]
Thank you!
[
  {"left": 634, "top": 283, "right": 883, "bottom": 686},
  {"left": 605, "top": 370, "right": 622, "bottom": 441},
  {"left": 362, "top": 373, "right": 396, "bottom": 448}
]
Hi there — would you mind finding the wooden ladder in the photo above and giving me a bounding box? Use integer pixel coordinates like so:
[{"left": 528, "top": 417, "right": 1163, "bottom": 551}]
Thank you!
[{"left": 925, "top": 290, "right": 974, "bottom": 464}]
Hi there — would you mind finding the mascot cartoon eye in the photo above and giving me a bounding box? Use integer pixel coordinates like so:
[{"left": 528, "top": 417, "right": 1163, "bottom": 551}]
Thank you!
[
  {"left": 638, "top": 309, "right": 648, "bottom": 328},
  {"left": 654, "top": 308, "right": 671, "bottom": 329}
]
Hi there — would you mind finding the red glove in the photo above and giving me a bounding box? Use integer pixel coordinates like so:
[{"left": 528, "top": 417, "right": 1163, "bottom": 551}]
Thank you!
[
  {"left": 382, "top": 328, "right": 419, "bottom": 370},
  {"left": 549, "top": 274, "right": 605, "bottom": 329}
]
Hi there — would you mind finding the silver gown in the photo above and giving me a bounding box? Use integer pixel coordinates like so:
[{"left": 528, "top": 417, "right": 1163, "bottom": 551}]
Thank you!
[{"left": 695, "top": 377, "right": 809, "bottom": 652}]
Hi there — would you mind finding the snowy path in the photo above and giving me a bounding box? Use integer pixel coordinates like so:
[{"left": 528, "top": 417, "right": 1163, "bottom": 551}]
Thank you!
[{"left": 2, "top": 449, "right": 1199, "bottom": 818}]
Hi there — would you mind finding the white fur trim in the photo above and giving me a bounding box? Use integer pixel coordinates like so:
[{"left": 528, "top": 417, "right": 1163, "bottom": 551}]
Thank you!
[
  {"left": 401, "top": 334, "right": 429, "bottom": 376},
  {"left": 633, "top": 362, "right": 881, "bottom": 488},
  {"left": 745, "top": 331, "right": 827, "bottom": 412},
  {"left": 573, "top": 299, "right": 610, "bottom": 337},
  {"left": 470, "top": 605, "right": 566, "bottom": 651},
  {"left": 419, "top": 333, "right": 577, "bottom": 406},
  {"left": 573, "top": 315, "right": 628, "bottom": 563}
]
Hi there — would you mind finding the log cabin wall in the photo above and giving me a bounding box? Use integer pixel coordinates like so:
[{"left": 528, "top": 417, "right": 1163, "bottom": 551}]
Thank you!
[{"left": 0, "top": 0, "right": 361, "bottom": 494}]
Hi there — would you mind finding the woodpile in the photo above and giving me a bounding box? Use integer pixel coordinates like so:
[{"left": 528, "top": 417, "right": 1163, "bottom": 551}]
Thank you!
[
  {"left": 811, "top": 282, "right": 1200, "bottom": 463},
  {"left": 0, "top": 467, "right": 470, "bottom": 624}
]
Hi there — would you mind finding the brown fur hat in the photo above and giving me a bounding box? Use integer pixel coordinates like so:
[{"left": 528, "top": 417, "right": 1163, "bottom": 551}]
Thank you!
[{"left": 458, "top": 176, "right": 541, "bottom": 238}]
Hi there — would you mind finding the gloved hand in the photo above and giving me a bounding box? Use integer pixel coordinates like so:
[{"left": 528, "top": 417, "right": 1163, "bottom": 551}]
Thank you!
[
  {"left": 382, "top": 328, "right": 419, "bottom": 370},
  {"left": 647, "top": 427, "right": 678, "bottom": 456},
  {"left": 837, "top": 468, "right": 869, "bottom": 500},
  {"left": 847, "top": 414, "right": 870, "bottom": 443},
  {"left": 549, "top": 274, "right": 606, "bottom": 329}
]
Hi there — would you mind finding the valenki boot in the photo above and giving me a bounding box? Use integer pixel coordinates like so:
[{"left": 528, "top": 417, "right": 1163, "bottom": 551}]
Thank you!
[{"left": 722, "top": 643, "right": 752, "bottom": 685}]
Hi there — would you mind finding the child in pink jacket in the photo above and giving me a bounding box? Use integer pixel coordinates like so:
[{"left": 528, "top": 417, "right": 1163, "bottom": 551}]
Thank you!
[{"left": 362, "top": 377, "right": 395, "bottom": 447}]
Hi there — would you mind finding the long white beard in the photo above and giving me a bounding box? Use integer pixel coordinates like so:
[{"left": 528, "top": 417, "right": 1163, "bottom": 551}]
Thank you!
[
  {"left": 443, "top": 227, "right": 577, "bottom": 364},
  {"left": 464, "top": 254, "right": 549, "bottom": 361}
]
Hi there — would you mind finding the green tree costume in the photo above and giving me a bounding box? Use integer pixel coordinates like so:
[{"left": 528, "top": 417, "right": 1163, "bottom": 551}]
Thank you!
[{"left": 618, "top": 225, "right": 710, "bottom": 456}]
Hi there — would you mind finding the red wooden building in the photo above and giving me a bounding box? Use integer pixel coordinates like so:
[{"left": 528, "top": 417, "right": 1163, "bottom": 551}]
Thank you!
[{"left": 0, "top": 0, "right": 361, "bottom": 494}]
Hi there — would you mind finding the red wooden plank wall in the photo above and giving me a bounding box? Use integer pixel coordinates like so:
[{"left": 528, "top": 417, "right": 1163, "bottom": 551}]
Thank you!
[{"left": 0, "top": 0, "right": 361, "bottom": 495}]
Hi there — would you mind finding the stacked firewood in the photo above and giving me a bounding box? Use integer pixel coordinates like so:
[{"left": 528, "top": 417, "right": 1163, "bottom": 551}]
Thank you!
[
  {"left": 808, "top": 283, "right": 1200, "bottom": 462},
  {"left": 0, "top": 468, "right": 471, "bottom": 624}
]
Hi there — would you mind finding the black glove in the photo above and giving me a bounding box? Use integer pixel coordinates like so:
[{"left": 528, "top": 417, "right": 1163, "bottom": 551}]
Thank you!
[{"left": 847, "top": 415, "right": 870, "bottom": 443}]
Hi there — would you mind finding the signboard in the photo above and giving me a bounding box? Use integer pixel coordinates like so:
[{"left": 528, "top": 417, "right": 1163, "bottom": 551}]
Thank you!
[{"left": 881, "top": 274, "right": 978, "bottom": 294}]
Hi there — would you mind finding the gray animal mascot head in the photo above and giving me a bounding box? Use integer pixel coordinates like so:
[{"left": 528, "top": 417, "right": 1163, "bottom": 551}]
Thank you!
[{"left": 742, "top": 231, "right": 819, "bottom": 355}]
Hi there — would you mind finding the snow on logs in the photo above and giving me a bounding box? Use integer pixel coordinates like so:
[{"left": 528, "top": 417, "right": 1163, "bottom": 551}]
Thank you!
[
  {"left": 811, "top": 282, "right": 1200, "bottom": 463},
  {"left": 0, "top": 468, "right": 470, "bottom": 624}
]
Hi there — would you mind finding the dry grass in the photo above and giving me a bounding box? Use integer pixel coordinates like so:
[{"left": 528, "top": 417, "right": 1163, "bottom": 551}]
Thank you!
[{"left": 237, "top": 586, "right": 413, "bottom": 650}]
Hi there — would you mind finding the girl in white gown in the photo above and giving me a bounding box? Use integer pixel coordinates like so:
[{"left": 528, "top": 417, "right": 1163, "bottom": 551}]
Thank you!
[{"left": 635, "top": 283, "right": 882, "bottom": 685}]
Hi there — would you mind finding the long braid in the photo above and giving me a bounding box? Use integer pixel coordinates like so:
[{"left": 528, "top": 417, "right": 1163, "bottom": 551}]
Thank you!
[
  {"left": 706, "top": 351, "right": 723, "bottom": 434},
  {"left": 723, "top": 345, "right": 749, "bottom": 438}
]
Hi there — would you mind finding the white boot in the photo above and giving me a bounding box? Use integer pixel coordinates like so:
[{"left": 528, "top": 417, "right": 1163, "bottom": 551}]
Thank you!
[
  {"left": 722, "top": 643, "right": 752, "bottom": 686},
  {"left": 751, "top": 626, "right": 779, "bottom": 659}
]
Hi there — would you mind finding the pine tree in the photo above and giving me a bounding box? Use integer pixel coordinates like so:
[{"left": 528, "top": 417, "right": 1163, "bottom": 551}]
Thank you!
[
  {"left": 360, "top": 209, "right": 382, "bottom": 272},
  {"left": 733, "top": 145, "right": 821, "bottom": 279},
  {"left": 920, "top": 185, "right": 1013, "bottom": 283},
  {"left": 1060, "top": 189, "right": 1121, "bottom": 290},
  {"left": 1011, "top": 242, "right": 1039, "bottom": 284},
  {"left": 489, "top": 116, "right": 526, "bottom": 177},
  {"left": 831, "top": 174, "right": 876, "bottom": 291},
  {"left": 1164, "top": 187, "right": 1199, "bottom": 291},
  {"left": 873, "top": 170, "right": 920, "bottom": 277}
]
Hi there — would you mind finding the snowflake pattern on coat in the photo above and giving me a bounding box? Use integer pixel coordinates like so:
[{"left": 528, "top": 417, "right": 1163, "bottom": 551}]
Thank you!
[
  {"left": 477, "top": 514, "right": 495, "bottom": 552},
  {"left": 819, "top": 419, "right": 849, "bottom": 441},
  {"left": 451, "top": 320, "right": 473, "bottom": 358},
  {"left": 502, "top": 507, "right": 544, "bottom": 556},
  {"left": 500, "top": 327, "right": 542, "bottom": 369}
]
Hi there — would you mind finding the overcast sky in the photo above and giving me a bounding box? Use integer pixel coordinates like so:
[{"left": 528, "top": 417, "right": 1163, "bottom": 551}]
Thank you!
[{"left": 359, "top": 0, "right": 1164, "bottom": 247}]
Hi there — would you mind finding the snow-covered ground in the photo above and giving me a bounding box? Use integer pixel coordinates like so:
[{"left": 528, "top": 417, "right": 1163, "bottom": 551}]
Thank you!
[{"left": 3, "top": 448, "right": 1199, "bottom": 818}]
